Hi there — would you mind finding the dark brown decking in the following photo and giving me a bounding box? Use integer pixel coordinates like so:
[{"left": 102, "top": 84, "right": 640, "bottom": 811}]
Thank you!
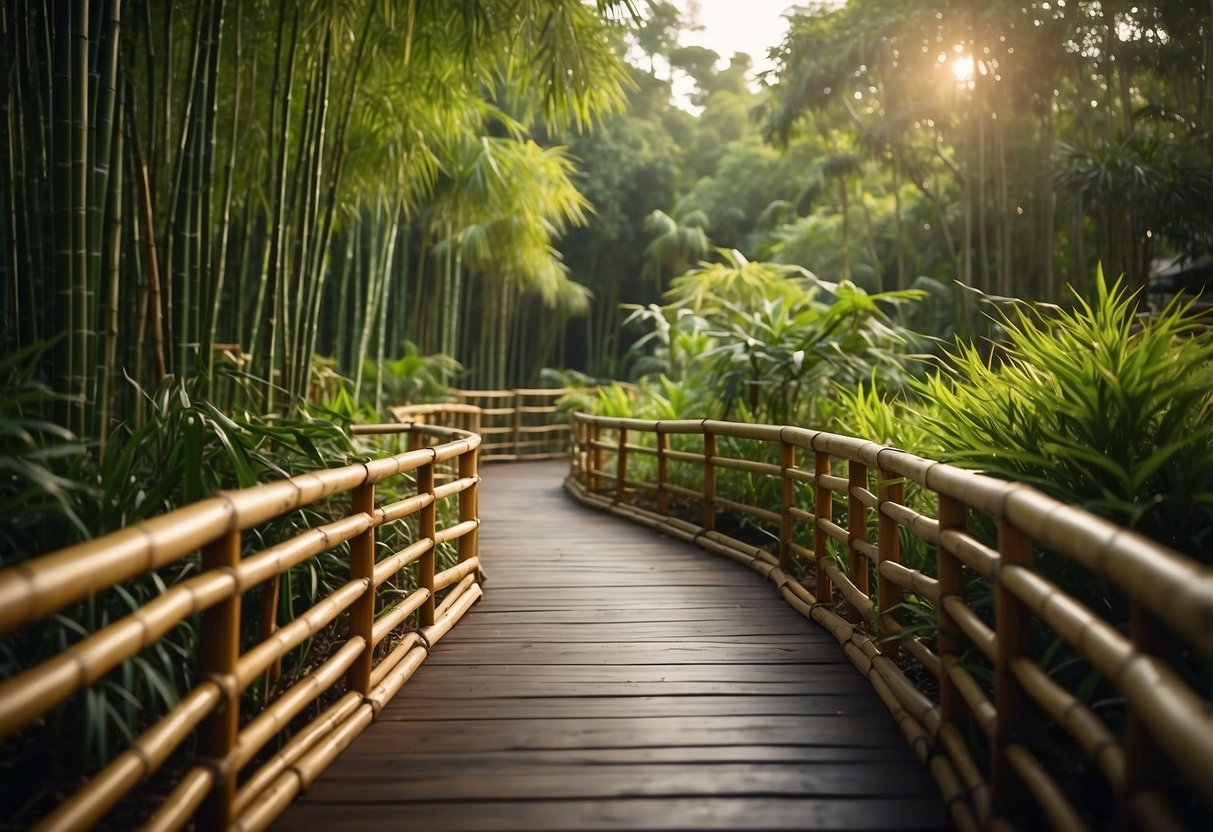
[{"left": 274, "top": 461, "right": 947, "bottom": 830}]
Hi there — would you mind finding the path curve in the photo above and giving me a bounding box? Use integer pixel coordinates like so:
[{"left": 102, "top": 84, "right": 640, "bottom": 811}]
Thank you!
[{"left": 274, "top": 461, "right": 946, "bottom": 830}]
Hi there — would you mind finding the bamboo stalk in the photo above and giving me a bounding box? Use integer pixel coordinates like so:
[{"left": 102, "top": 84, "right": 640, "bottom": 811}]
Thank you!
[
  {"left": 702, "top": 431, "right": 716, "bottom": 531},
  {"left": 992, "top": 517, "right": 1032, "bottom": 816},
  {"left": 232, "top": 692, "right": 362, "bottom": 817},
  {"left": 197, "top": 530, "right": 242, "bottom": 830},
  {"left": 814, "top": 450, "right": 831, "bottom": 603},
  {"left": 779, "top": 440, "right": 795, "bottom": 569},
  {"left": 877, "top": 472, "right": 905, "bottom": 657},
  {"left": 846, "top": 460, "right": 869, "bottom": 626},
  {"left": 419, "top": 460, "right": 436, "bottom": 627},
  {"left": 345, "top": 483, "right": 376, "bottom": 696}
]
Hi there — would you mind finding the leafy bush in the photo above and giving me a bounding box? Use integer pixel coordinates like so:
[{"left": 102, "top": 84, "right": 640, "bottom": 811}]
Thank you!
[
  {"left": 0, "top": 367, "right": 447, "bottom": 793},
  {"left": 621, "top": 249, "right": 926, "bottom": 424},
  {"left": 915, "top": 270, "right": 1213, "bottom": 560}
]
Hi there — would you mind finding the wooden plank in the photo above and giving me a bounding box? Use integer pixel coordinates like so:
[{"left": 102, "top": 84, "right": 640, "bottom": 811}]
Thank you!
[
  {"left": 303, "top": 762, "right": 938, "bottom": 800},
  {"left": 380, "top": 695, "right": 887, "bottom": 720},
  {"left": 424, "top": 641, "right": 846, "bottom": 665},
  {"left": 350, "top": 714, "right": 909, "bottom": 750},
  {"left": 274, "top": 460, "right": 943, "bottom": 831},
  {"left": 275, "top": 797, "right": 948, "bottom": 831}
]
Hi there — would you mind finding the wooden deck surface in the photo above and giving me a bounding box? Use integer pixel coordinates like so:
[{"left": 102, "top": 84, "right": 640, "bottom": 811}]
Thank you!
[{"left": 274, "top": 461, "right": 947, "bottom": 831}]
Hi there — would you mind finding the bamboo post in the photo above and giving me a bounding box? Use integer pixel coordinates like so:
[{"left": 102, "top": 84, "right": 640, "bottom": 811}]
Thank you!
[
  {"left": 847, "top": 460, "right": 869, "bottom": 625},
  {"left": 257, "top": 575, "right": 282, "bottom": 690},
  {"left": 419, "top": 460, "right": 436, "bottom": 626},
  {"left": 937, "top": 494, "right": 967, "bottom": 723},
  {"left": 814, "top": 451, "right": 831, "bottom": 604},
  {"left": 590, "top": 421, "right": 602, "bottom": 493},
  {"left": 992, "top": 516, "right": 1032, "bottom": 816},
  {"left": 779, "top": 440, "right": 795, "bottom": 570},
  {"left": 511, "top": 391, "right": 522, "bottom": 457},
  {"left": 458, "top": 449, "right": 479, "bottom": 563},
  {"left": 1123, "top": 604, "right": 1169, "bottom": 819},
  {"left": 346, "top": 482, "right": 376, "bottom": 695},
  {"left": 702, "top": 431, "right": 717, "bottom": 532},
  {"left": 197, "top": 530, "right": 242, "bottom": 831},
  {"left": 877, "top": 471, "right": 904, "bottom": 660},
  {"left": 656, "top": 431, "right": 670, "bottom": 516},
  {"left": 615, "top": 428, "right": 629, "bottom": 505}
]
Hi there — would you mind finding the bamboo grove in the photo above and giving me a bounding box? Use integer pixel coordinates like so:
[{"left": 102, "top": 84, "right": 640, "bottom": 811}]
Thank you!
[
  {"left": 0, "top": 0, "right": 638, "bottom": 438},
  {"left": 760, "top": 0, "right": 1213, "bottom": 303}
]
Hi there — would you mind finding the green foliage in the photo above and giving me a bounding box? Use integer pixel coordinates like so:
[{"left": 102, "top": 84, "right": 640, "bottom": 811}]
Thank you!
[
  {"left": 361, "top": 342, "right": 462, "bottom": 406},
  {"left": 0, "top": 340, "right": 94, "bottom": 556},
  {"left": 914, "top": 269, "right": 1213, "bottom": 559},
  {"left": 623, "top": 251, "right": 927, "bottom": 424}
]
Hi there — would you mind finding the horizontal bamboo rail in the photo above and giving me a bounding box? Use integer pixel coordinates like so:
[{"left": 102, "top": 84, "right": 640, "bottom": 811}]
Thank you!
[
  {"left": 0, "top": 422, "right": 483, "bottom": 831},
  {"left": 444, "top": 388, "right": 572, "bottom": 460},
  {"left": 566, "top": 413, "right": 1213, "bottom": 832}
]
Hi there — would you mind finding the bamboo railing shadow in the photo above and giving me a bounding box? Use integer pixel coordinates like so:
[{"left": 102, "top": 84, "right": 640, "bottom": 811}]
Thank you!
[
  {"left": 0, "top": 422, "right": 483, "bottom": 831},
  {"left": 566, "top": 414, "right": 1213, "bottom": 832}
]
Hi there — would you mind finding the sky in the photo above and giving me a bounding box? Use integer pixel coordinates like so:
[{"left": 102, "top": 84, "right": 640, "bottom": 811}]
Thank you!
[{"left": 673, "top": 0, "right": 801, "bottom": 75}]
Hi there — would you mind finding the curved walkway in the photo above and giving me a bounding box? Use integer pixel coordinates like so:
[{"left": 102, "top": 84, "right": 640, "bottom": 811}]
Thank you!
[{"left": 274, "top": 461, "right": 946, "bottom": 830}]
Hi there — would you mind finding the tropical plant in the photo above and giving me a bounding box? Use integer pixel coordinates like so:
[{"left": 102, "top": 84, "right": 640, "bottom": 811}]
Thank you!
[
  {"left": 915, "top": 269, "right": 1213, "bottom": 560},
  {"left": 624, "top": 251, "right": 926, "bottom": 424}
]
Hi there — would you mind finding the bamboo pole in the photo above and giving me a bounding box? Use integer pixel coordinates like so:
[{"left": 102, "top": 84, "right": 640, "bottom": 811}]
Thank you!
[
  {"left": 1122, "top": 604, "right": 1169, "bottom": 821},
  {"left": 656, "top": 431, "right": 670, "bottom": 516},
  {"left": 779, "top": 440, "right": 795, "bottom": 570},
  {"left": 458, "top": 449, "right": 479, "bottom": 565},
  {"left": 419, "top": 459, "right": 436, "bottom": 627},
  {"left": 702, "top": 431, "right": 716, "bottom": 532},
  {"left": 197, "top": 529, "right": 242, "bottom": 831},
  {"left": 590, "top": 421, "right": 602, "bottom": 493},
  {"left": 877, "top": 470, "right": 904, "bottom": 660},
  {"left": 615, "top": 427, "right": 629, "bottom": 505},
  {"left": 814, "top": 451, "right": 831, "bottom": 603},
  {"left": 937, "top": 494, "right": 967, "bottom": 725},
  {"left": 345, "top": 482, "right": 376, "bottom": 696},
  {"left": 992, "top": 515, "right": 1032, "bottom": 817},
  {"left": 847, "top": 460, "right": 869, "bottom": 625}
]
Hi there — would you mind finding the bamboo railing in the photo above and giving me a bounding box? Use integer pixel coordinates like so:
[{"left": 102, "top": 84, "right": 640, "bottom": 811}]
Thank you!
[
  {"left": 567, "top": 414, "right": 1213, "bottom": 832},
  {"left": 447, "top": 388, "right": 571, "bottom": 460},
  {"left": 0, "top": 422, "right": 482, "bottom": 831}
]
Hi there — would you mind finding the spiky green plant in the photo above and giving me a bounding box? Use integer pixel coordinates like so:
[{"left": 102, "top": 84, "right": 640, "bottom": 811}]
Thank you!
[{"left": 915, "top": 268, "right": 1213, "bottom": 560}]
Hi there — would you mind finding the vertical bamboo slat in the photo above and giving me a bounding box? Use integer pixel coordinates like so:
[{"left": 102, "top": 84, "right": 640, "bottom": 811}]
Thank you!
[
  {"left": 847, "top": 460, "right": 869, "bottom": 625},
  {"left": 615, "top": 427, "right": 629, "bottom": 504},
  {"left": 511, "top": 392, "right": 522, "bottom": 457},
  {"left": 197, "top": 530, "right": 242, "bottom": 831},
  {"left": 877, "top": 472, "right": 904, "bottom": 660},
  {"left": 703, "top": 432, "right": 716, "bottom": 532},
  {"left": 590, "top": 421, "right": 602, "bottom": 493},
  {"left": 657, "top": 431, "right": 670, "bottom": 516},
  {"left": 779, "top": 441, "right": 795, "bottom": 570},
  {"left": 258, "top": 574, "right": 282, "bottom": 689},
  {"left": 1123, "top": 605, "right": 1169, "bottom": 818},
  {"left": 814, "top": 451, "right": 831, "bottom": 603},
  {"left": 992, "top": 516, "right": 1032, "bottom": 818},
  {"left": 458, "top": 450, "right": 478, "bottom": 564},
  {"left": 419, "top": 461, "right": 436, "bottom": 627},
  {"left": 937, "top": 494, "right": 967, "bottom": 724},
  {"left": 346, "top": 482, "right": 376, "bottom": 696}
]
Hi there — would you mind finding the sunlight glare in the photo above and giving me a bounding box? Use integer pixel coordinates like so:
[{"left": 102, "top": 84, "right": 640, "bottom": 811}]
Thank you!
[{"left": 951, "top": 55, "right": 975, "bottom": 85}]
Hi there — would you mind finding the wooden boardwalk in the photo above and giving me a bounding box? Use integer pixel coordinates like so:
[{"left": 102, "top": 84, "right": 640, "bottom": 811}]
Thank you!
[{"left": 275, "top": 461, "right": 947, "bottom": 831}]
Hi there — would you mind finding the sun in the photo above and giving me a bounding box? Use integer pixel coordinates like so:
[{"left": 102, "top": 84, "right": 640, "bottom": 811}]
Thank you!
[{"left": 951, "top": 55, "right": 975, "bottom": 85}]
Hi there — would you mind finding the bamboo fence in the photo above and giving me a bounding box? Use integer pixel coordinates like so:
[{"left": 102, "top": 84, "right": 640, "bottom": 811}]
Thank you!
[
  {"left": 445, "top": 389, "right": 571, "bottom": 460},
  {"left": 0, "top": 423, "right": 483, "bottom": 831},
  {"left": 566, "top": 413, "right": 1213, "bottom": 832}
]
